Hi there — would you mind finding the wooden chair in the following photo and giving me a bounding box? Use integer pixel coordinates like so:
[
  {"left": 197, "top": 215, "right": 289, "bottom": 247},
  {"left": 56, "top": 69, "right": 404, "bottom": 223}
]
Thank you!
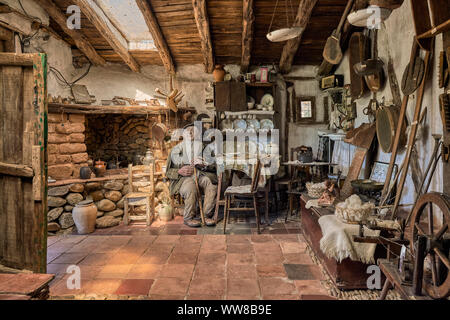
[
  {"left": 223, "top": 159, "right": 262, "bottom": 234},
  {"left": 123, "top": 164, "right": 155, "bottom": 226},
  {"left": 274, "top": 147, "right": 310, "bottom": 220}
]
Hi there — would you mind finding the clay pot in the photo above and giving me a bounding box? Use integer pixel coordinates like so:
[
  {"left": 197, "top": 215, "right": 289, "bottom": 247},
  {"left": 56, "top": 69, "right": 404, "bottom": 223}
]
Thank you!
[
  {"left": 72, "top": 200, "right": 98, "bottom": 234},
  {"left": 80, "top": 166, "right": 92, "bottom": 180},
  {"left": 213, "top": 65, "right": 226, "bottom": 82},
  {"left": 159, "top": 203, "right": 173, "bottom": 222},
  {"left": 94, "top": 160, "right": 106, "bottom": 177},
  {"left": 140, "top": 149, "right": 155, "bottom": 166}
]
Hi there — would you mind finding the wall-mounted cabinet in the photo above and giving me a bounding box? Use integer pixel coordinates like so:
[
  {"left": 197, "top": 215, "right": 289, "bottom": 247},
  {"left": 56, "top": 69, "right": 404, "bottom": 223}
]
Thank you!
[{"left": 214, "top": 81, "right": 246, "bottom": 112}]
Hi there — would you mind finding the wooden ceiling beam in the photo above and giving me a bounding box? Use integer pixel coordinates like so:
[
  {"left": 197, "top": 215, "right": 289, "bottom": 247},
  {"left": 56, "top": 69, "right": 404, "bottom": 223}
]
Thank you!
[
  {"left": 192, "top": 0, "right": 214, "bottom": 73},
  {"left": 36, "top": 0, "right": 105, "bottom": 66},
  {"left": 241, "top": 0, "right": 254, "bottom": 73},
  {"left": 73, "top": 0, "right": 140, "bottom": 72},
  {"left": 279, "top": 0, "right": 318, "bottom": 74},
  {"left": 136, "top": 0, "right": 175, "bottom": 74}
]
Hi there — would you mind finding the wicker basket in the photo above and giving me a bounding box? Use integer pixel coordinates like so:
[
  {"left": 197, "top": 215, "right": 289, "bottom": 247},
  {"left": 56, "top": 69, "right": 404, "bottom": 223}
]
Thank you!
[
  {"left": 335, "top": 202, "right": 374, "bottom": 224},
  {"left": 306, "top": 182, "right": 327, "bottom": 199}
]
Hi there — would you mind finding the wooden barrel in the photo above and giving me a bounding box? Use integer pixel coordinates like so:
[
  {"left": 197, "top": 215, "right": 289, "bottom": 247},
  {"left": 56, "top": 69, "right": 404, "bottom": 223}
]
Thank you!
[{"left": 376, "top": 106, "right": 406, "bottom": 153}]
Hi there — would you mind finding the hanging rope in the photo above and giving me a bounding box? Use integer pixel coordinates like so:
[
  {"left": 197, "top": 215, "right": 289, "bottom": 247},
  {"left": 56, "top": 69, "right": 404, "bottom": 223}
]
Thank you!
[
  {"left": 285, "top": 0, "right": 290, "bottom": 28},
  {"left": 267, "top": 0, "right": 280, "bottom": 34}
]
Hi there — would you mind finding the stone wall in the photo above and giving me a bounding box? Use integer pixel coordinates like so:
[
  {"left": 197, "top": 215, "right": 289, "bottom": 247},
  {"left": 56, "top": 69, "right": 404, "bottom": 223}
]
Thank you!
[
  {"left": 47, "top": 178, "right": 171, "bottom": 234},
  {"left": 48, "top": 113, "right": 88, "bottom": 180}
]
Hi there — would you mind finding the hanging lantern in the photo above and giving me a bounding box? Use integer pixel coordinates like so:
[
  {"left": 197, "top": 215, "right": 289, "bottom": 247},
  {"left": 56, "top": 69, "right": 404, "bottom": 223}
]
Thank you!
[{"left": 266, "top": 0, "right": 303, "bottom": 42}]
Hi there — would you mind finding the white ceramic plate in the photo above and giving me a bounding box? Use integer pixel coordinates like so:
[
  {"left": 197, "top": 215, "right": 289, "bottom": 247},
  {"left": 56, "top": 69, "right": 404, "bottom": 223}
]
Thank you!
[
  {"left": 260, "top": 119, "right": 274, "bottom": 130},
  {"left": 233, "top": 119, "right": 247, "bottom": 130},
  {"left": 220, "top": 119, "right": 233, "bottom": 130},
  {"left": 260, "top": 94, "right": 274, "bottom": 108},
  {"left": 246, "top": 119, "right": 260, "bottom": 130}
]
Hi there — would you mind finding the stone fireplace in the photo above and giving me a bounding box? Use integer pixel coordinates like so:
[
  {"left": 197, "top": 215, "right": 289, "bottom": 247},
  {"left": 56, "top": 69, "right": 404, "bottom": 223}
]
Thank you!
[
  {"left": 46, "top": 110, "right": 186, "bottom": 234},
  {"left": 47, "top": 110, "right": 183, "bottom": 180},
  {"left": 85, "top": 114, "right": 154, "bottom": 168}
]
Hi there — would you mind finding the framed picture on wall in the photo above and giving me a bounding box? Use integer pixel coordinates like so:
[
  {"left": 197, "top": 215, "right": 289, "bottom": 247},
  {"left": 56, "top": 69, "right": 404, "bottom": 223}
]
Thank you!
[{"left": 295, "top": 96, "right": 316, "bottom": 123}]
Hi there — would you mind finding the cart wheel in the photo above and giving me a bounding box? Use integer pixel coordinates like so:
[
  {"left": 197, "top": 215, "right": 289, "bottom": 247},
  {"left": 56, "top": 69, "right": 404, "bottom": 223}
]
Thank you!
[{"left": 407, "top": 192, "right": 450, "bottom": 299}]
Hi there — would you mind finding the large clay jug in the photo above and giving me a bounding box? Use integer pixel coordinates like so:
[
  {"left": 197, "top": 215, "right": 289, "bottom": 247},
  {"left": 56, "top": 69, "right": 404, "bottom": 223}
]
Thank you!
[
  {"left": 72, "top": 200, "right": 98, "bottom": 234},
  {"left": 213, "top": 65, "right": 226, "bottom": 82}
]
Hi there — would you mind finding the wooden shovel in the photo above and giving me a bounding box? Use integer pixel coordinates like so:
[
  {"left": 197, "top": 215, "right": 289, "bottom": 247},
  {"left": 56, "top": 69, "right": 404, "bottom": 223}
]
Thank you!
[{"left": 322, "top": 0, "right": 354, "bottom": 65}]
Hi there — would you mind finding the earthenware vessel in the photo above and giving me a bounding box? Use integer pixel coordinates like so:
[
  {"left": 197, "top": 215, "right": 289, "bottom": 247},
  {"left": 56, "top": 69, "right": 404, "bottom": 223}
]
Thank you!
[
  {"left": 72, "top": 200, "right": 97, "bottom": 234},
  {"left": 213, "top": 64, "right": 226, "bottom": 82},
  {"left": 141, "top": 149, "right": 155, "bottom": 166},
  {"left": 159, "top": 203, "right": 173, "bottom": 222},
  {"left": 80, "top": 166, "right": 92, "bottom": 180},
  {"left": 94, "top": 160, "right": 106, "bottom": 177}
]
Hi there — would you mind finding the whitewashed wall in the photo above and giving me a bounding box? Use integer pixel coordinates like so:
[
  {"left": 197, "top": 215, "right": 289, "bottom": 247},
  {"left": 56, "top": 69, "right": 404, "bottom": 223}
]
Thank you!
[
  {"left": 284, "top": 65, "right": 329, "bottom": 157},
  {"left": 332, "top": 1, "right": 444, "bottom": 208}
]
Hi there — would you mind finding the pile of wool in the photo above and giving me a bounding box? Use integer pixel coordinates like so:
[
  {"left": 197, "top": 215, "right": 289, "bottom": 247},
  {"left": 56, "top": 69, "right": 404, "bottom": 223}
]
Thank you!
[{"left": 337, "top": 194, "right": 373, "bottom": 210}]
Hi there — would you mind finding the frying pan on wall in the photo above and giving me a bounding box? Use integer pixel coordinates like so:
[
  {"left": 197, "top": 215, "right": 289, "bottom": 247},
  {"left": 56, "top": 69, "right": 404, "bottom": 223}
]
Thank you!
[
  {"left": 401, "top": 55, "right": 425, "bottom": 95},
  {"left": 349, "top": 32, "right": 369, "bottom": 99},
  {"left": 152, "top": 122, "right": 168, "bottom": 142},
  {"left": 358, "top": 29, "right": 385, "bottom": 93}
]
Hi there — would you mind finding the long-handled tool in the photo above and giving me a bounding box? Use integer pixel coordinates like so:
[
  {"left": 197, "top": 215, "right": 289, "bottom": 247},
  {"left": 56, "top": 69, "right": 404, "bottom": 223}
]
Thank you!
[
  {"left": 389, "top": 42, "right": 434, "bottom": 220},
  {"left": 193, "top": 166, "right": 206, "bottom": 225},
  {"left": 322, "top": 0, "right": 354, "bottom": 65},
  {"left": 380, "top": 38, "right": 420, "bottom": 204}
]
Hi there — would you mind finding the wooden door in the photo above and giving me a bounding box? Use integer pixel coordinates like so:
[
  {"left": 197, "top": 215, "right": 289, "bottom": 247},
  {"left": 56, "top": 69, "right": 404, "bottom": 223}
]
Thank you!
[
  {"left": 0, "top": 53, "right": 48, "bottom": 273},
  {"left": 230, "top": 82, "right": 246, "bottom": 111},
  {"left": 214, "top": 81, "right": 231, "bottom": 111}
]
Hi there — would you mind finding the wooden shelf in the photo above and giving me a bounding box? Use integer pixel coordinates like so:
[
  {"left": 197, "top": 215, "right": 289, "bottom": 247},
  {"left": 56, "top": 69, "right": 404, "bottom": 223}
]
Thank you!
[
  {"left": 223, "top": 110, "right": 275, "bottom": 116},
  {"left": 48, "top": 172, "right": 163, "bottom": 187},
  {"left": 245, "top": 82, "right": 274, "bottom": 87},
  {"left": 48, "top": 103, "right": 195, "bottom": 115}
]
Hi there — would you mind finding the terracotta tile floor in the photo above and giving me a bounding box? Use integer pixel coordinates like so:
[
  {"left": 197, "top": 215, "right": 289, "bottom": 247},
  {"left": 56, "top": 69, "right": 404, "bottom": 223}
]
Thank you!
[{"left": 47, "top": 215, "right": 334, "bottom": 300}]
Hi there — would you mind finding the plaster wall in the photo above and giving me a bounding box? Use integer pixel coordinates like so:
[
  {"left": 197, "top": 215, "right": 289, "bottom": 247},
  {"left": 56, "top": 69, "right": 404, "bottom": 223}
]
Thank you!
[{"left": 284, "top": 65, "right": 329, "bottom": 157}]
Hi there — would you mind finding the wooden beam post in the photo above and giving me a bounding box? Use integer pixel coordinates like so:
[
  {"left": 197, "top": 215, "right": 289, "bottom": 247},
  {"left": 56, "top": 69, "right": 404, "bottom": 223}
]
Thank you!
[
  {"left": 135, "top": 0, "right": 175, "bottom": 75},
  {"left": 73, "top": 0, "right": 140, "bottom": 72},
  {"left": 192, "top": 0, "right": 214, "bottom": 73},
  {"left": 36, "top": 0, "right": 105, "bottom": 66},
  {"left": 241, "top": 0, "right": 254, "bottom": 73},
  {"left": 279, "top": 0, "right": 318, "bottom": 74}
]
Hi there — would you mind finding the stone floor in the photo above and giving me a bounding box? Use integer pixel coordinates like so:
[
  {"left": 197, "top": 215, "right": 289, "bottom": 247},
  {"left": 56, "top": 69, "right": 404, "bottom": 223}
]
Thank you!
[
  {"left": 73, "top": 212, "right": 302, "bottom": 236},
  {"left": 47, "top": 215, "right": 335, "bottom": 300}
]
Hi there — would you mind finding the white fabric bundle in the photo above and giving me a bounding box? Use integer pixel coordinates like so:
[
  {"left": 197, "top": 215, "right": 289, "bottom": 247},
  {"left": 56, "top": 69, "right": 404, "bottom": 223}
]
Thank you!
[{"left": 318, "top": 215, "right": 380, "bottom": 264}]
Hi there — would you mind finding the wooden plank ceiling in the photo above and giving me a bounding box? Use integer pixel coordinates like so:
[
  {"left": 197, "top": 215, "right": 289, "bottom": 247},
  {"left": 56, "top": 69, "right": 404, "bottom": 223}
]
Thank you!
[{"left": 48, "top": 0, "right": 348, "bottom": 71}]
